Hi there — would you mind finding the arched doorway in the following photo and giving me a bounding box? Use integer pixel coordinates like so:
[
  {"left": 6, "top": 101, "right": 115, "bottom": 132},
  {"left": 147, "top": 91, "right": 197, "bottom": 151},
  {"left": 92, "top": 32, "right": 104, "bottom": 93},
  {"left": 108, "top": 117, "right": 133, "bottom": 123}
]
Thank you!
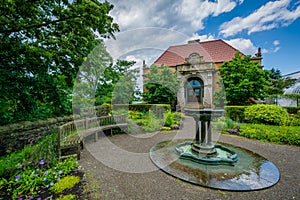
[{"left": 185, "top": 77, "right": 204, "bottom": 104}]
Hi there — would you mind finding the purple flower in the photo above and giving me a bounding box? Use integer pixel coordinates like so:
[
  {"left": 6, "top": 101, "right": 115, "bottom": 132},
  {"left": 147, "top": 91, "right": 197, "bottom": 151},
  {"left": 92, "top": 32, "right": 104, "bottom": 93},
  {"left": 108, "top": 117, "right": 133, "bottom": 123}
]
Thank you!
[
  {"left": 43, "top": 177, "right": 47, "bottom": 181},
  {"left": 57, "top": 177, "right": 61, "bottom": 181},
  {"left": 50, "top": 182, "right": 54, "bottom": 186},
  {"left": 228, "top": 128, "right": 239, "bottom": 135},
  {"left": 39, "top": 160, "right": 45, "bottom": 165},
  {"left": 29, "top": 197, "right": 34, "bottom": 200},
  {"left": 15, "top": 174, "right": 20, "bottom": 181},
  {"left": 43, "top": 171, "right": 48, "bottom": 176},
  {"left": 18, "top": 198, "right": 22, "bottom": 200},
  {"left": 34, "top": 174, "right": 38, "bottom": 177},
  {"left": 37, "top": 198, "right": 42, "bottom": 200},
  {"left": 58, "top": 170, "right": 63, "bottom": 175}
]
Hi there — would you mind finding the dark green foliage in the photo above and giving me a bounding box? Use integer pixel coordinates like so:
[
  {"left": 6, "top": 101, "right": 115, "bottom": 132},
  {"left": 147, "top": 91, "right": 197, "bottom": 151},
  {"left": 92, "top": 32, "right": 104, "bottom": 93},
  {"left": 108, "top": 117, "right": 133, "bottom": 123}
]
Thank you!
[
  {"left": 265, "top": 68, "right": 297, "bottom": 95},
  {"left": 0, "top": 156, "right": 79, "bottom": 199},
  {"left": 0, "top": 0, "right": 119, "bottom": 125},
  {"left": 225, "top": 106, "right": 246, "bottom": 122},
  {"left": 219, "top": 52, "right": 269, "bottom": 105},
  {"left": 0, "top": 133, "right": 58, "bottom": 178},
  {"left": 128, "top": 110, "right": 162, "bottom": 132},
  {"left": 143, "top": 65, "right": 181, "bottom": 106},
  {"left": 73, "top": 47, "right": 138, "bottom": 107},
  {"left": 244, "top": 104, "right": 288, "bottom": 126},
  {"left": 0, "top": 132, "right": 79, "bottom": 199}
]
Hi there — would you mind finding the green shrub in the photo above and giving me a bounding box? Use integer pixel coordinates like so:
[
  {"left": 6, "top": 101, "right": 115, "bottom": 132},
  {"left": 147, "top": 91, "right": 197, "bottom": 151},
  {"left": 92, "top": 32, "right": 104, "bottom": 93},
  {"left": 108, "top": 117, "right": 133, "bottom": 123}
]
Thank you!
[
  {"left": 164, "top": 111, "right": 174, "bottom": 127},
  {"left": 56, "top": 194, "right": 77, "bottom": 200},
  {"left": 0, "top": 157, "right": 79, "bottom": 199},
  {"left": 244, "top": 104, "right": 288, "bottom": 125},
  {"left": 173, "top": 112, "right": 182, "bottom": 122},
  {"left": 142, "top": 111, "right": 162, "bottom": 132},
  {"left": 50, "top": 175, "right": 80, "bottom": 194},
  {"left": 161, "top": 126, "right": 172, "bottom": 131},
  {"left": 225, "top": 106, "right": 246, "bottom": 122},
  {"left": 224, "top": 117, "right": 235, "bottom": 129},
  {"left": 239, "top": 123, "right": 300, "bottom": 146},
  {"left": 287, "top": 117, "right": 300, "bottom": 126},
  {"left": 0, "top": 133, "right": 58, "bottom": 178},
  {"left": 283, "top": 106, "right": 300, "bottom": 114}
]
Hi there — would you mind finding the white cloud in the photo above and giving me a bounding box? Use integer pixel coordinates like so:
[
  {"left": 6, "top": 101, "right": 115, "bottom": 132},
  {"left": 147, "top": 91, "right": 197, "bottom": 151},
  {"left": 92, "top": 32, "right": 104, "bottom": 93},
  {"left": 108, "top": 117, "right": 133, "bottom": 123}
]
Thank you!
[
  {"left": 176, "top": 0, "right": 238, "bottom": 31},
  {"left": 273, "top": 40, "right": 280, "bottom": 46},
  {"left": 273, "top": 46, "right": 281, "bottom": 52},
  {"left": 109, "top": 0, "right": 241, "bottom": 33},
  {"left": 220, "top": 0, "right": 300, "bottom": 37},
  {"left": 188, "top": 33, "right": 216, "bottom": 42},
  {"left": 105, "top": 28, "right": 188, "bottom": 61},
  {"left": 225, "top": 38, "right": 258, "bottom": 55},
  {"left": 106, "top": 0, "right": 242, "bottom": 66},
  {"left": 271, "top": 40, "right": 281, "bottom": 52}
]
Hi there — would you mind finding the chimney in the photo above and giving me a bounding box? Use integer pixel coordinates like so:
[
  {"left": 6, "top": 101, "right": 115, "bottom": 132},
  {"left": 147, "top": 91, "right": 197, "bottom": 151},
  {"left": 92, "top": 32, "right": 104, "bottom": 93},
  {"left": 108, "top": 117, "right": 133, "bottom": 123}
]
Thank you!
[{"left": 188, "top": 39, "right": 200, "bottom": 44}]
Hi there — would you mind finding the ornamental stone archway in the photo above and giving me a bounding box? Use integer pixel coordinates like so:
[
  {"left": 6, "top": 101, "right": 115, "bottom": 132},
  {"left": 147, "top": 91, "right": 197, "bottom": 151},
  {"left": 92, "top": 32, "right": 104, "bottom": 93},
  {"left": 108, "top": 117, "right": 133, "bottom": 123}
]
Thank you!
[{"left": 176, "top": 53, "right": 217, "bottom": 109}]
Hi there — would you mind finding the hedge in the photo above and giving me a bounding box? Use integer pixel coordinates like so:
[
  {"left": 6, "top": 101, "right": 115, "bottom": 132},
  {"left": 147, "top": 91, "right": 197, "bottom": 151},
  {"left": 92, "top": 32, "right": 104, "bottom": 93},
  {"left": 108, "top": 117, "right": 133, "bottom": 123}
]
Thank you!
[
  {"left": 112, "top": 104, "right": 171, "bottom": 113},
  {"left": 283, "top": 106, "right": 300, "bottom": 114},
  {"left": 225, "top": 106, "right": 246, "bottom": 122},
  {"left": 225, "top": 105, "right": 300, "bottom": 122}
]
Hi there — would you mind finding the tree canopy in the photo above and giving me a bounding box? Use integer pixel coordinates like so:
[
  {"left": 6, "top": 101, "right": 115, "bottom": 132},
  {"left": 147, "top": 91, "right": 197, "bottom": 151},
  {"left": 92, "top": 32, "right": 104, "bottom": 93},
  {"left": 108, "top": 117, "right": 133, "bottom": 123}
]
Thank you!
[
  {"left": 143, "top": 65, "right": 181, "bottom": 106},
  {"left": 0, "top": 0, "right": 119, "bottom": 124},
  {"left": 264, "top": 68, "right": 296, "bottom": 95},
  {"left": 218, "top": 52, "right": 269, "bottom": 105}
]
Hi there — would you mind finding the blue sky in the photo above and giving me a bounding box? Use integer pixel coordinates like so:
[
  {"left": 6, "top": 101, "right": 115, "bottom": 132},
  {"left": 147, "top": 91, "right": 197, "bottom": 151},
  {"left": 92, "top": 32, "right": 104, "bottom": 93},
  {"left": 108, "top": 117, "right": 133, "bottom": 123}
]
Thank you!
[{"left": 106, "top": 0, "right": 300, "bottom": 75}]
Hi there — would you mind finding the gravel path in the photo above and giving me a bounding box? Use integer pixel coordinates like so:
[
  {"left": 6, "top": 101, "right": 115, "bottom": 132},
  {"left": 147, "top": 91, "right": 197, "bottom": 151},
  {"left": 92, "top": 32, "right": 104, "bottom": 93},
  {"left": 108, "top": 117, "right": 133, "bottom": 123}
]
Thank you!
[{"left": 79, "top": 116, "right": 300, "bottom": 200}]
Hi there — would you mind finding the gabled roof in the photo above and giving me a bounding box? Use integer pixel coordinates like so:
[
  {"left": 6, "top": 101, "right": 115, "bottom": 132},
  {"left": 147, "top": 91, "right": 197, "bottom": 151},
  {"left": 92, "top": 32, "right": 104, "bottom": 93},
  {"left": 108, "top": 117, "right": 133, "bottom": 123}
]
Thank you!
[{"left": 154, "top": 39, "right": 244, "bottom": 66}]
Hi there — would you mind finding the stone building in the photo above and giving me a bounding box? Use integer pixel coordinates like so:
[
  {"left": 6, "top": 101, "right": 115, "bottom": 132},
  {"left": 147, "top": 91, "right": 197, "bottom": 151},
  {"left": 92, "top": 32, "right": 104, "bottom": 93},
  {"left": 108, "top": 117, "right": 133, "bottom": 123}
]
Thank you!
[{"left": 148, "top": 39, "right": 262, "bottom": 108}]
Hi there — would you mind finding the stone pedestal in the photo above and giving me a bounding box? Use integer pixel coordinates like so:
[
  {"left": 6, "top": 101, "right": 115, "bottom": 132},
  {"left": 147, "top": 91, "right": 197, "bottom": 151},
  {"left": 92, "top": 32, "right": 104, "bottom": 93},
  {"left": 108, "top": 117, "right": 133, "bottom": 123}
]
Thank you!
[{"left": 184, "top": 108, "right": 224, "bottom": 156}]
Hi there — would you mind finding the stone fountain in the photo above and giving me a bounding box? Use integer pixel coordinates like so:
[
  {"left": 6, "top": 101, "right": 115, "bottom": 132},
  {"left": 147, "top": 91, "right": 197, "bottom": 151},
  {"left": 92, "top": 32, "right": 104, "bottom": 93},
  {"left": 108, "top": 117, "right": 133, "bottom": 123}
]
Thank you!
[
  {"left": 176, "top": 108, "right": 238, "bottom": 165},
  {"left": 149, "top": 108, "right": 280, "bottom": 191}
]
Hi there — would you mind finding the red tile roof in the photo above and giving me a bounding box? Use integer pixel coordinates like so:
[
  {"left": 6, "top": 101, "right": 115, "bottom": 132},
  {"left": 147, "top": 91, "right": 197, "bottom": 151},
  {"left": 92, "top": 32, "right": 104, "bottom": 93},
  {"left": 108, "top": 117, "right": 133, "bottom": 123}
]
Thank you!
[{"left": 154, "top": 39, "right": 244, "bottom": 66}]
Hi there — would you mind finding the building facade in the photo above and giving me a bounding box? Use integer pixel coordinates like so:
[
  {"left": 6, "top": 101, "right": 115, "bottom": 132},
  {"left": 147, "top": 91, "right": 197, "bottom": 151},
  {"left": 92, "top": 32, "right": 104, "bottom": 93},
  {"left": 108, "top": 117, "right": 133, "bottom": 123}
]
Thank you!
[{"left": 150, "top": 39, "right": 262, "bottom": 108}]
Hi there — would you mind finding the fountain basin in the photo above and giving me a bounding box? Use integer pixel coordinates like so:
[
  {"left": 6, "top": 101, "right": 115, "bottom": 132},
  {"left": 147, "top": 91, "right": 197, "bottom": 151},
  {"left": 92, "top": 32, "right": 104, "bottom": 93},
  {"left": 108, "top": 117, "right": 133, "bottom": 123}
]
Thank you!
[
  {"left": 150, "top": 139, "right": 280, "bottom": 191},
  {"left": 176, "top": 141, "right": 238, "bottom": 166}
]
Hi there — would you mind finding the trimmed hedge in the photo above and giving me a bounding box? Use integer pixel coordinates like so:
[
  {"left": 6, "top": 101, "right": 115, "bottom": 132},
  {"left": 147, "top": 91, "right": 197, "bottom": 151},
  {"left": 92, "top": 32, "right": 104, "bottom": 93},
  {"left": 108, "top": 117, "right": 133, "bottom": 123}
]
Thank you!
[
  {"left": 113, "top": 104, "right": 171, "bottom": 113},
  {"left": 225, "top": 105, "right": 300, "bottom": 122},
  {"left": 225, "top": 106, "right": 246, "bottom": 122},
  {"left": 74, "top": 105, "right": 111, "bottom": 117}
]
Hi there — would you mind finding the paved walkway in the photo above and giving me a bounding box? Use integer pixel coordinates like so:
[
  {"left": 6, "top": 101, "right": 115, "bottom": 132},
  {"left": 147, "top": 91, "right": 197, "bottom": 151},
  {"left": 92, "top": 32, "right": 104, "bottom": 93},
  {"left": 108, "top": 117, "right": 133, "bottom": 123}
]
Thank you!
[{"left": 79, "top": 116, "right": 300, "bottom": 200}]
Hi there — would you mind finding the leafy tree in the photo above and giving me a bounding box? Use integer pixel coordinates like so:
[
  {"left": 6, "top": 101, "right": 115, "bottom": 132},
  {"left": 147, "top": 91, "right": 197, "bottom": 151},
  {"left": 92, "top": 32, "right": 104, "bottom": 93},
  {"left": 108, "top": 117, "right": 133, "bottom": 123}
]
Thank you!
[
  {"left": 98, "top": 60, "right": 138, "bottom": 105},
  {"left": 219, "top": 52, "right": 269, "bottom": 105},
  {"left": 73, "top": 41, "right": 138, "bottom": 108},
  {"left": 0, "top": 0, "right": 119, "bottom": 124},
  {"left": 143, "top": 65, "right": 181, "bottom": 106},
  {"left": 265, "top": 68, "right": 296, "bottom": 95}
]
